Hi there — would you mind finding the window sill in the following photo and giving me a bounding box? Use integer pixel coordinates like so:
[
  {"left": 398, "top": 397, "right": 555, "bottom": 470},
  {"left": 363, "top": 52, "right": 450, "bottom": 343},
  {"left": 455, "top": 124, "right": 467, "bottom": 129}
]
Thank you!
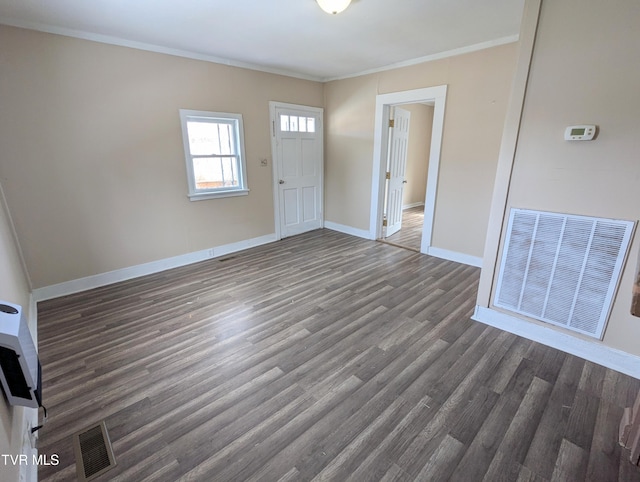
[{"left": 188, "top": 189, "right": 249, "bottom": 201}]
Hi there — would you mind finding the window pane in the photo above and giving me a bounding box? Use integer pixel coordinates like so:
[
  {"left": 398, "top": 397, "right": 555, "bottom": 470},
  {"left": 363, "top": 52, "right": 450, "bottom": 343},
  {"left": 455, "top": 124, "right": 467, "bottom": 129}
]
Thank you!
[
  {"left": 290, "top": 115, "right": 298, "bottom": 131},
  {"left": 193, "top": 157, "right": 240, "bottom": 190},
  {"left": 187, "top": 120, "right": 237, "bottom": 156},
  {"left": 280, "top": 115, "right": 289, "bottom": 132},
  {"left": 299, "top": 116, "right": 307, "bottom": 132},
  {"left": 220, "top": 157, "right": 238, "bottom": 187},
  {"left": 187, "top": 121, "right": 220, "bottom": 156},
  {"left": 307, "top": 117, "right": 315, "bottom": 133},
  {"left": 218, "top": 123, "right": 234, "bottom": 155}
]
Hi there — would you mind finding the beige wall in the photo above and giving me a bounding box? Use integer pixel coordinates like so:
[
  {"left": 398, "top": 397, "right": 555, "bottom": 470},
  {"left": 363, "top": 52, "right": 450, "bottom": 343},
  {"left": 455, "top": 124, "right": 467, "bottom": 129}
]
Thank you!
[
  {"left": 0, "top": 183, "right": 32, "bottom": 482},
  {"left": 400, "top": 104, "right": 433, "bottom": 208},
  {"left": 0, "top": 26, "right": 516, "bottom": 287},
  {"left": 0, "top": 26, "right": 324, "bottom": 288},
  {"left": 324, "top": 43, "right": 517, "bottom": 258},
  {"left": 480, "top": 0, "right": 640, "bottom": 356}
]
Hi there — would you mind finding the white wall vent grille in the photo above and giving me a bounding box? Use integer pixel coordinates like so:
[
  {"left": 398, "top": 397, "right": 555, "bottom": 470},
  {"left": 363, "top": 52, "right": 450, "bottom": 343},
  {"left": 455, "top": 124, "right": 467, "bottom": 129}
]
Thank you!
[{"left": 494, "top": 209, "right": 635, "bottom": 339}]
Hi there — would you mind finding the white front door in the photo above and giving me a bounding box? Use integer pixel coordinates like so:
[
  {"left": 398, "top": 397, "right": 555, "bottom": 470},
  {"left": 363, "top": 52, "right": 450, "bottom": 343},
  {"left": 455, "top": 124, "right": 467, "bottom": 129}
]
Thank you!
[
  {"left": 384, "top": 107, "right": 411, "bottom": 237},
  {"left": 270, "top": 102, "right": 323, "bottom": 238}
]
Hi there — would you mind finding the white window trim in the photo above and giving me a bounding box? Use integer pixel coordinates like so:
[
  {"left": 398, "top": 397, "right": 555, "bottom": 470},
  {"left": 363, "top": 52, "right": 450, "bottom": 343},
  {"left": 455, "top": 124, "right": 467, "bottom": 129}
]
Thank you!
[{"left": 179, "top": 109, "right": 249, "bottom": 201}]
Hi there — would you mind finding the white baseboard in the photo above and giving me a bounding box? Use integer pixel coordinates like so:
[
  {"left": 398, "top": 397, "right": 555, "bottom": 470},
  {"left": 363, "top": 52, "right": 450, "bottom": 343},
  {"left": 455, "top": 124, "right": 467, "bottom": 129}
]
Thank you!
[
  {"left": 402, "top": 202, "right": 425, "bottom": 210},
  {"left": 473, "top": 306, "right": 640, "bottom": 379},
  {"left": 323, "top": 225, "right": 483, "bottom": 268},
  {"left": 426, "top": 247, "right": 483, "bottom": 267},
  {"left": 324, "top": 221, "right": 373, "bottom": 240},
  {"left": 32, "top": 233, "right": 277, "bottom": 302}
]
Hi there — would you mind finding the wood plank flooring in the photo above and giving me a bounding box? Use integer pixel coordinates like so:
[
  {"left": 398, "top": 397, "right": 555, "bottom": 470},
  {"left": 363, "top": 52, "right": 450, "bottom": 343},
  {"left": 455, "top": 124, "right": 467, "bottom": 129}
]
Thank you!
[
  {"left": 384, "top": 206, "right": 424, "bottom": 251},
  {"left": 36, "top": 229, "right": 640, "bottom": 481}
]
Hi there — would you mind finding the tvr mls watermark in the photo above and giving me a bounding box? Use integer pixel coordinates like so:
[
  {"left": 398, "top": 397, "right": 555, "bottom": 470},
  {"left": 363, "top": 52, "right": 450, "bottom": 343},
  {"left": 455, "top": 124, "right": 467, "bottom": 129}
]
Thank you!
[{"left": 1, "top": 454, "right": 59, "bottom": 466}]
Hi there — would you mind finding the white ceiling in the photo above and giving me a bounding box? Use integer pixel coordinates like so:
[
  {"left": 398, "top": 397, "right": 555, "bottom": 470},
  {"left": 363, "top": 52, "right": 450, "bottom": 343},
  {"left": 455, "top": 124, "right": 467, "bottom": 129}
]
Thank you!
[{"left": 0, "top": 0, "right": 525, "bottom": 81}]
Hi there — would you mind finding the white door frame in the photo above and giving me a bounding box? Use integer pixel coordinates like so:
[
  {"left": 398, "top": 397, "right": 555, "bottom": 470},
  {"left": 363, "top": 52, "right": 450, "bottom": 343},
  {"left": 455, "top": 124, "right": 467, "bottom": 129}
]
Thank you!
[
  {"left": 369, "top": 85, "right": 447, "bottom": 254},
  {"left": 269, "top": 101, "right": 324, "bottom": 240}
]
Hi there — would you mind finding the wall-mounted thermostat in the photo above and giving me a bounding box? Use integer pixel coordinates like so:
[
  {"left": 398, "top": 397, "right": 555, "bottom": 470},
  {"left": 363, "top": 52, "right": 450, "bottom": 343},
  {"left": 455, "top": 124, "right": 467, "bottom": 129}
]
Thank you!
[{"left": 564, "top": 125, "right": 597, "bottom": 141}]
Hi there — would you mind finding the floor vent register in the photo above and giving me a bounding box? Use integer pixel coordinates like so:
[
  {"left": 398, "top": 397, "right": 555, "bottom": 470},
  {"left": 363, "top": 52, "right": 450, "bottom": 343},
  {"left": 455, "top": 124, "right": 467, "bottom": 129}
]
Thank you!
[{"left": 72, "top": 421, "right": 117, "bottom": 481}]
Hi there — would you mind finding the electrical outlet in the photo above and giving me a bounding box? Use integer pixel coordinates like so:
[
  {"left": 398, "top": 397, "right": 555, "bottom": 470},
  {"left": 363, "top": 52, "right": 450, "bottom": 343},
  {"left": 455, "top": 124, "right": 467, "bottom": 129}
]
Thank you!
[{"left": 25, "top": 422, "right": 37, "bottom": 449}]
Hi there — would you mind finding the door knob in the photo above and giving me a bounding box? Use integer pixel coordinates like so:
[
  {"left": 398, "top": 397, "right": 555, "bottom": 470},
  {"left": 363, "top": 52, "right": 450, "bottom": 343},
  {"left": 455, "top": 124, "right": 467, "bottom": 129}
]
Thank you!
[
  {"left": 403, "top": 180, "right": 407, "bottom": 184},
  {"left": 279, "top": 180, "right": 285, "bottom": 184}
]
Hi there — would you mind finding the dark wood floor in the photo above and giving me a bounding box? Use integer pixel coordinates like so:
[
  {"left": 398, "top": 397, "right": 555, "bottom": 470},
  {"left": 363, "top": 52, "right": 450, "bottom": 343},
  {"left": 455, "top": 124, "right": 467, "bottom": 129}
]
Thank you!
[
  {"left": 384, "top": 206, "right": 424, "bottom": 252},
  {"left": 36, "top": 229, "right": 640, "bottom": 481}
]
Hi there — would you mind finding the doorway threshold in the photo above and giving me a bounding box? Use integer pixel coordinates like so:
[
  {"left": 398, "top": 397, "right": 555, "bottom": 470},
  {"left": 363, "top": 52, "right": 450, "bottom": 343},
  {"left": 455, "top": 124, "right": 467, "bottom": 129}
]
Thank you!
[{"left": 376, "top": 239, "right": 421, "bottom": 253}]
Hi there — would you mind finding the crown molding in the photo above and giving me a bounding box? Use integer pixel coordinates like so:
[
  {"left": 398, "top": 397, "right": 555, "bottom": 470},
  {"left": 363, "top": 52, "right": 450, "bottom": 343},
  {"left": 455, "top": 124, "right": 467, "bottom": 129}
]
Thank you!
[{"left": 2, "top": 18, "right": 518, "bottom": 84}]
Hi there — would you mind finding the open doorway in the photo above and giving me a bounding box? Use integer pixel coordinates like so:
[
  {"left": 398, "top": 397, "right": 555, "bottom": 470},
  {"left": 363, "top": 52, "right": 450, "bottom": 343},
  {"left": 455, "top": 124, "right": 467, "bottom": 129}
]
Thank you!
[
  {"left": 381, "top": 103, "right": 435, "bottom": 252},
  {"left": 370, "top": 85, "right": 447, "bottom": 255}
]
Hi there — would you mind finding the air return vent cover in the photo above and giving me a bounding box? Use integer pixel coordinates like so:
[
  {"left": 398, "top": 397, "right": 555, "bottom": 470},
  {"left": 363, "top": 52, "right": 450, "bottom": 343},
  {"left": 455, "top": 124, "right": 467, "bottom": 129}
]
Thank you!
[
  {"left": 73, "top": 421, "right": 116, "bottom": 481},
  {"left": 494, "top": 209, "right": 635, "bottom": 339}
]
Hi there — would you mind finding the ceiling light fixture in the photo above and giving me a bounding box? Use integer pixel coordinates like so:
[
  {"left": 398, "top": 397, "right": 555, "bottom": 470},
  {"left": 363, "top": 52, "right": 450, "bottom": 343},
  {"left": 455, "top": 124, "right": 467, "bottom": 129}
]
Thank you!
[{"left": 317, "top": 0, "right": 352, "bottom": 15}]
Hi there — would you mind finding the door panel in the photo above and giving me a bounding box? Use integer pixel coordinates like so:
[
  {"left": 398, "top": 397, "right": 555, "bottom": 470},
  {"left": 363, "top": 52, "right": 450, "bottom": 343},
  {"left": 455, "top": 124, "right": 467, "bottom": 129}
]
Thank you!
[
  {"left": 283, "top": 189, "right": 299, "bottom": 226},
  {"left": 281, "top": 138, "right": 298, "bottom": 177},
  {"left": 385, "top": 107, "right": 411, "bottom": 237},
  {"left": 302, "top": 186, "right": 317, "bottom": 222},
  {"left": 301, "top": 139, "right": 316, "bottom": 176}
]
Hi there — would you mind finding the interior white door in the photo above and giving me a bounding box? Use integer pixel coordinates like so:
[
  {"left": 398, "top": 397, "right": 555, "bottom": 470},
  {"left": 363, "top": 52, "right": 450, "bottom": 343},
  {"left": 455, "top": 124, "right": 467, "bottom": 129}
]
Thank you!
[
  {"left": 272, "top": 104, "right": 323, "bottom": 238},
  {"left": 384, "top": 107, "right": 411, "bottom": 237}
]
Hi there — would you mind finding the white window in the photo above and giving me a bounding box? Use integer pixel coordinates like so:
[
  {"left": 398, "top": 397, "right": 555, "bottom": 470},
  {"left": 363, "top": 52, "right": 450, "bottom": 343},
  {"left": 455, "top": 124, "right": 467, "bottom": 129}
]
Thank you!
[
  {"left": 280, "top": 114, "right": 316, "bottom": 133},
  {"left": 179, "top": 109, "right": 249, "bottom": 201}
]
